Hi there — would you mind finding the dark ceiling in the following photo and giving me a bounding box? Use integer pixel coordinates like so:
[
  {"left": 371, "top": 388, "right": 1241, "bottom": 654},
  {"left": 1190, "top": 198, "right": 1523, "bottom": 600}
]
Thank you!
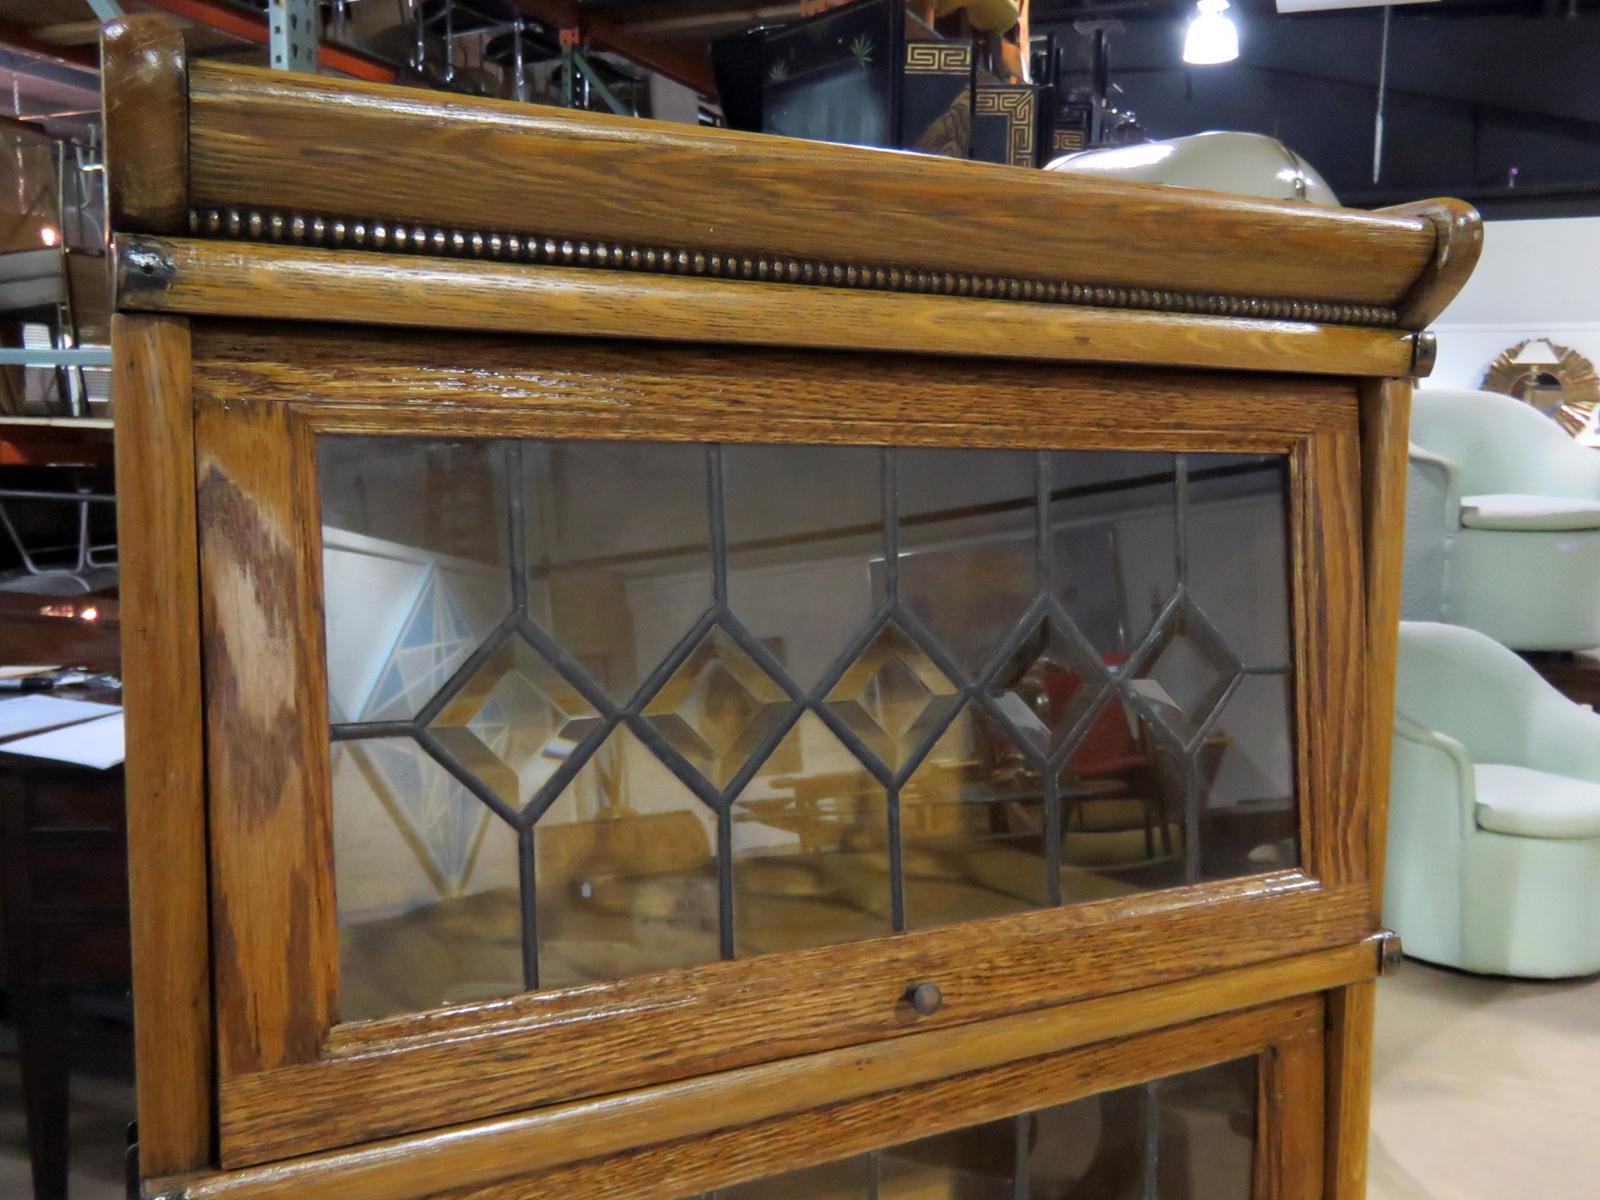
[{"left": 1032, "top": 0, "right": 1600, "bottom": 214}]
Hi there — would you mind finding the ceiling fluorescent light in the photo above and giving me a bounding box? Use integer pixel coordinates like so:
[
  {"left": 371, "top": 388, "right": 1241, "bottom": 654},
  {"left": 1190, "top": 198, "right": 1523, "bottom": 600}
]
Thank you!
[{"left": 1275, "top": 0, "right": 1438, "bottom": 13}]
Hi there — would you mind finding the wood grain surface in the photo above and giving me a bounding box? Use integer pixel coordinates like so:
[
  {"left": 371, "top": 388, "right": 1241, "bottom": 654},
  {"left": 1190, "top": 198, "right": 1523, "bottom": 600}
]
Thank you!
[
  {"left": 101, "top": 17, "right": 188, "bottom": 233},
  {"left": 168, "top": 986, "right": 1342, "bottom": 1200},
  {"left": 217, "top": 875, "right": 1368, "bottom": 1167},
  {"left": 1325, "top": 980, "right": 1378, "bottom": 1200},
  {"left": 1255, "top": 1027, "right": 1327, "bottom": 1200},
  {"left": 195, "top": 394, "right": 340, "bottom": 1082},
  {"left": 112, "top": 315, "right": 214, "bottom": 1176},
  {"left": 1378, "top": 199, "right": 1485, "bottom": 330},
  {"left": 189, "top": 322, "right": 1357, "bottom": 449},
  {"left": 433, "top": 1000, "right": 1325, "bottom": 1200},
  {"left": 1294, "top": 429, "right": 1369, "bottom": 890},
  {"left": 1359, "top": 380, "right": 1414, "bottom": 919},
  {"left": 117, "top": 237, "right": 1423, "bottom": 378},
  {"left": 180, "top": 62, "right": 1439, "bottom": 310}
]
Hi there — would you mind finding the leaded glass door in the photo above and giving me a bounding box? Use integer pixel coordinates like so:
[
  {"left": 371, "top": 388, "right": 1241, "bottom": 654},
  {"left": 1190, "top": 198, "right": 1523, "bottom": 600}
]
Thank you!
[{"left": 193, "top": 329, "right": 1370, "bottom": 1167}]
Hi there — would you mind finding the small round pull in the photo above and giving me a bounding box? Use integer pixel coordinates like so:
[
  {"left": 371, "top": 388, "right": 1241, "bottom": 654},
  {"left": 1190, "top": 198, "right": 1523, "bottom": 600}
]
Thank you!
[{"left": 906, "top": 981, "right": 944, "bottom": 1016}]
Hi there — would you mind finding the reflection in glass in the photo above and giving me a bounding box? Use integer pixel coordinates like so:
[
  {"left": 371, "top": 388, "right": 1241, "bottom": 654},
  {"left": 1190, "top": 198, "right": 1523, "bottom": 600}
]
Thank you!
[
  {"left": 698, "top": 1056, "right": 1257, "bottom": 1200},
  {"left": 317, "top": 436, "right": 1302, "bottom": 1016},
  {"left": 1060, "top": 696, "right": 1188, "bottom": 905},
  {"left": 898, "top": 447, "right": 1035, "bottom": 677},
  {"left": 332, "top": 738, "right": 522, "bottom": 1021},
  {"left": 903, "top": 702, "right": 1049, "bottom": 926},
  {"left": 732, "top": 714, "right": 891, "bottom": 955},
  {"left": 1050, "top": 451, "right": 1177, "bottom": 659},
  {"left": 645, "top": 626, "right": 792, "bottom": 790},
  {"left": 723, "top": 444, "right": 884, "bottom": 690},
  {"left": 319, "top": 437, "right": 510, "bottom": 723},
  {"left": 825, "top": 621, "right": 960, "bottom": 772},
  {"left": 1187, "top": 454, "right": 1293, "bottom": 667},
  {"left": 426, "top": 637, "right": 601, "bottom": 812},
  {"left": 1200, "top": 672, "right": 1299, "bottom": 881},
  {"left": 536, "top": 726, "right": 720, "bottom": 989},
  {"left": 521, "top": 440, "right": 712, "bottom": 705}
]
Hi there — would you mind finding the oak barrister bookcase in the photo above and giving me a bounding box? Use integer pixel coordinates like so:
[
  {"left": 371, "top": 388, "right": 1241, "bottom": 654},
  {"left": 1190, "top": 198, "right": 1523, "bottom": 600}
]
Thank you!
[{"left": 104, "top": 16, "right": 1479, "bottom": 1200}]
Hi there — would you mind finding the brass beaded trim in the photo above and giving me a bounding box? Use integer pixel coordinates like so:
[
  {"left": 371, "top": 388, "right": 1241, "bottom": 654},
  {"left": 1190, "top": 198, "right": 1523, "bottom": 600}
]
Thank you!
[{"left": 187, "top": 206, "right": 1401, "bottom": 329}]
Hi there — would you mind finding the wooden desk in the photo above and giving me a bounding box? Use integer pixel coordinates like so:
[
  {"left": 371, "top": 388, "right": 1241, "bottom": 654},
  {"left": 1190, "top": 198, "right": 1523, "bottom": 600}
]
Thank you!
[{"left": 0, "top": 689, "right": 129, "bottom": 1200}]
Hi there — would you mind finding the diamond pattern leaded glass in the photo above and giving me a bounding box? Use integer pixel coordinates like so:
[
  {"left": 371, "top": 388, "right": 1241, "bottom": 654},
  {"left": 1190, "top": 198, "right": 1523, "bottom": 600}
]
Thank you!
[
  {"left": 824, "top": 621, "right": 960, "bottom": 773},
  {"left": 321, "top": 438, "right": 1297, "bottom": 1011},
  {"left": 643, "top": 626, "right": 793, "bottom": 790},
  {"left": 427, "top": 637, "right": 602, "bottom": 812},
  {"left": 1129, "top": 600, "right": 1240, "bottom": 743},
  {"left": 986, "top": 617, "right": 1109, "bottom": 758}
]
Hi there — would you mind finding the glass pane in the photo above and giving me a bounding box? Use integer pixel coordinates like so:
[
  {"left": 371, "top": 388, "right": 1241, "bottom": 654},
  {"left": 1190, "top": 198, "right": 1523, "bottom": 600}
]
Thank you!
[
  {"left": 315, "top": 436, "right": 1300, "bottom": 1016},
  {"left": 824, "top": 620, "right": 960, "bottom": 773},
  {"left": 332, "top": 738, "right": 522, "bottom": 1021},
  {"left": 1060, "top": 695, "right": 1188, "bottom": 905},
  {"left": 521, "top": 440, "right": 713, "bottom": 705},
  {"left": 1187, "top": 453, "right": 1293, "bottom": 669},
  {"left": 903, "top": 703, "right": 1048, "bottom": 928},
  {"left": 692, "top": 1057, "right": 1257, "bottom": 1200},
  {"left": 1050, "top": 451, "right": 1177, "bottom": 661},
  {"left": 426, "top": 636, "right": 602, "bottom": 812},
  {"left": 535, "top": 726, "right": 720, "bottom": 989},
  {"left": 644, "top": 625, "right": 793, "bottom": 790},
  {"left": 1199, "top": 672, "right": 1299, "bottom": 881},
  {"left": 732, "top": 713, "right": 891, "bottom": 955},
  {"left": 319, "top": 438, "right": 510, "bottom": 723},
  {"left": 898, "top": 448, "right": 1036, "bottom": 678},
  {"left": 723, "top": 444, "right": 884, "bottom": 691}
]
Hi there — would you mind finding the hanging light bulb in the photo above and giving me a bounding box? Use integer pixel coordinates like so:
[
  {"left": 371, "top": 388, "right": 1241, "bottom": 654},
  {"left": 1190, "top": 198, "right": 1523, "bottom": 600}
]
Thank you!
[{"left": 1184, "top": 0, "right": 1240, "bottom": 65}]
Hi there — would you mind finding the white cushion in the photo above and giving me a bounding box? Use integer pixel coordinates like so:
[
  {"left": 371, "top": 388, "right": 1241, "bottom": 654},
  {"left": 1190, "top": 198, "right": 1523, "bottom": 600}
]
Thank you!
[
  {"left": 1460, "top": 494, "right": 1600, "bottom": 532},
  {"left": 1474, "top": 763, "right": 1600, "bottom": 839}
]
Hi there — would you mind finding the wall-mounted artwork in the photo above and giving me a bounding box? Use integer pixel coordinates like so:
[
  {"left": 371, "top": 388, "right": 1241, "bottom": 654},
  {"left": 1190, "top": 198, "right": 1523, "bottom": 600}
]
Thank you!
[{"left": 1482, "top": 338, "right": 1600, "bottom": 444}]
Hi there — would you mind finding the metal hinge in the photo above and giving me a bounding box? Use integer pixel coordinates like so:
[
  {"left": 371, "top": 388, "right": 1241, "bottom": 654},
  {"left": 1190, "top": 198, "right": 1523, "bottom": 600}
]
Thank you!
[{"left": 1376, "top": 929, "right": 1405, "bottom": 976}]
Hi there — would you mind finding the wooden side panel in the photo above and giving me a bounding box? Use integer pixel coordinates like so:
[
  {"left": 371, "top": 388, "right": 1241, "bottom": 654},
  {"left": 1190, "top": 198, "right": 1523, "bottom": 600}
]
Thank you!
[
  {"left": 196, "top": 394, "right": 339, "bottom": 1077},
  {"left": 101, "top": 17, "right": 189, "bottom": 234},
  {"left": 171, "top": 941, "right": 1374, "bottom": 1200},
  {"left": 1294, "top": 427, "right": 1369, "bottom": 890},
  {"left": 1360, "top": 380, "right": 1413, "bottom": 918},
  {"left": 1325, "top": 980, "right": 1377, "bottom": 1200},
  {"left": 112, "top": 314, "right": 213, "bottom": 1175},
  {"left": 115, "top": 237, "right": 1421, "bottom": 379},
  {"left": 431, "top": 1001, "right": 1325, "bottom": 1200},
  {"left": 1256, "top": 1027, "right": 1326, "bottom": 1200},
  {"left": 181, "top": 63, "right": 1436, "bottom": 309}
]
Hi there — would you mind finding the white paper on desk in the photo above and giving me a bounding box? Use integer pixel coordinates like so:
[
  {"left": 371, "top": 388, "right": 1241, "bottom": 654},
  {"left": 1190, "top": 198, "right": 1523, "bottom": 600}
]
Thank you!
[
  {"left": 2, "top": 712, "right": 125, "bottom": 769},
  {"left": 0, "top": 694, "right": 121, "bottom": 739}
]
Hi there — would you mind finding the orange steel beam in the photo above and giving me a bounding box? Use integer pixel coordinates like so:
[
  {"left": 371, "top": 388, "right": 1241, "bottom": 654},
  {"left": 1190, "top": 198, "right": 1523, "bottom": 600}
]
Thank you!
[
  {"left": 513, "top": 0, "right": 716, "bottom": 96},
  {"left": 142, "top": 0, "right": 398, "bottom": 83}
]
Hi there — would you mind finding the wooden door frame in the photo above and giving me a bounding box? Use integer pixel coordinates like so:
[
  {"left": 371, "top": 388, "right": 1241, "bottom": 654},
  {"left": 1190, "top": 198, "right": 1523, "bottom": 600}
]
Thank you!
[{"left": 186, "top": 323, "right": 1374, "bottom": 1168}]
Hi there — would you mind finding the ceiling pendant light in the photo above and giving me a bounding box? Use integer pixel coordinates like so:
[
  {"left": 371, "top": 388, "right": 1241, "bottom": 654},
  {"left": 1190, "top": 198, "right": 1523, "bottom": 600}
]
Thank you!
[{"left": 1184, "top": 0, "right": 1240, "bottom": 65}]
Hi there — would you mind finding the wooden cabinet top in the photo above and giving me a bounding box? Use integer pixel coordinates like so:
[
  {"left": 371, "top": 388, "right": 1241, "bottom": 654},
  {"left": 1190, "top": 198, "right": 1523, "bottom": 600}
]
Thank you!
[{"left": 104, "top": 16, "right": 1478, "bottom": 382}]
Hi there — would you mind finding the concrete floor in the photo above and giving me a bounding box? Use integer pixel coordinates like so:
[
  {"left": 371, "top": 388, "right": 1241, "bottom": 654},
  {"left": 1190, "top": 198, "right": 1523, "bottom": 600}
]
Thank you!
[
  {"left": 1370, "top": 960, "right": 1600, "bottom": 1200},
  {"left": 1, "top": 961, "right": 1596, "bottom": 1199}
]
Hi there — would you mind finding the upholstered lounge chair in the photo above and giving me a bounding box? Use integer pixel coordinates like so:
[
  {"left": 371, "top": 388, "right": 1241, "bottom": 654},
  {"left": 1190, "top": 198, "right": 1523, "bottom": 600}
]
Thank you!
[
  {"left": 1404, "top": 388, "right": 1600, "bottom": 651},
  {"left": 1387, "top": 621, "right": 1600, "bottom": 977}
]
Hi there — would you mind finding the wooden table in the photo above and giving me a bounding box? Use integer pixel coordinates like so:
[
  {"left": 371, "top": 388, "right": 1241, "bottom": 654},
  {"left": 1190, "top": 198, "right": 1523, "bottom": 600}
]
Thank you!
[{"left": 0, "top": 687, "right": 129, "bottom": 1200}]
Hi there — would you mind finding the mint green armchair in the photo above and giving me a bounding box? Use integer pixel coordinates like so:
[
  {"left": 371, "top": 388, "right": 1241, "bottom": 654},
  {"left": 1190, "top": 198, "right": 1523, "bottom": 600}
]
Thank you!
[
  {"left": 1387, "top": 621, "right": 1600, "bottom": 977},
  {"left": 1405, "top": 388, "right": 1600, "bottom": 651}
]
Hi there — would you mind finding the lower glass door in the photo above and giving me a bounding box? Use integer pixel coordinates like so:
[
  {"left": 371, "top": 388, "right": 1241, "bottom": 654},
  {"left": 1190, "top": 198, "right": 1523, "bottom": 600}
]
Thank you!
[{"left": 695, "top": 1057, "right": 1257, "bottom": 1200}]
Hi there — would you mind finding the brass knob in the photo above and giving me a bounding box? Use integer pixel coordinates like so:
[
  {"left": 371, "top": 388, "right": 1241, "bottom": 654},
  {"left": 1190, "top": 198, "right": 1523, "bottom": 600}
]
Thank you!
[{"left": 906, "top": 981, "right": 944, "bottom": 1016}]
